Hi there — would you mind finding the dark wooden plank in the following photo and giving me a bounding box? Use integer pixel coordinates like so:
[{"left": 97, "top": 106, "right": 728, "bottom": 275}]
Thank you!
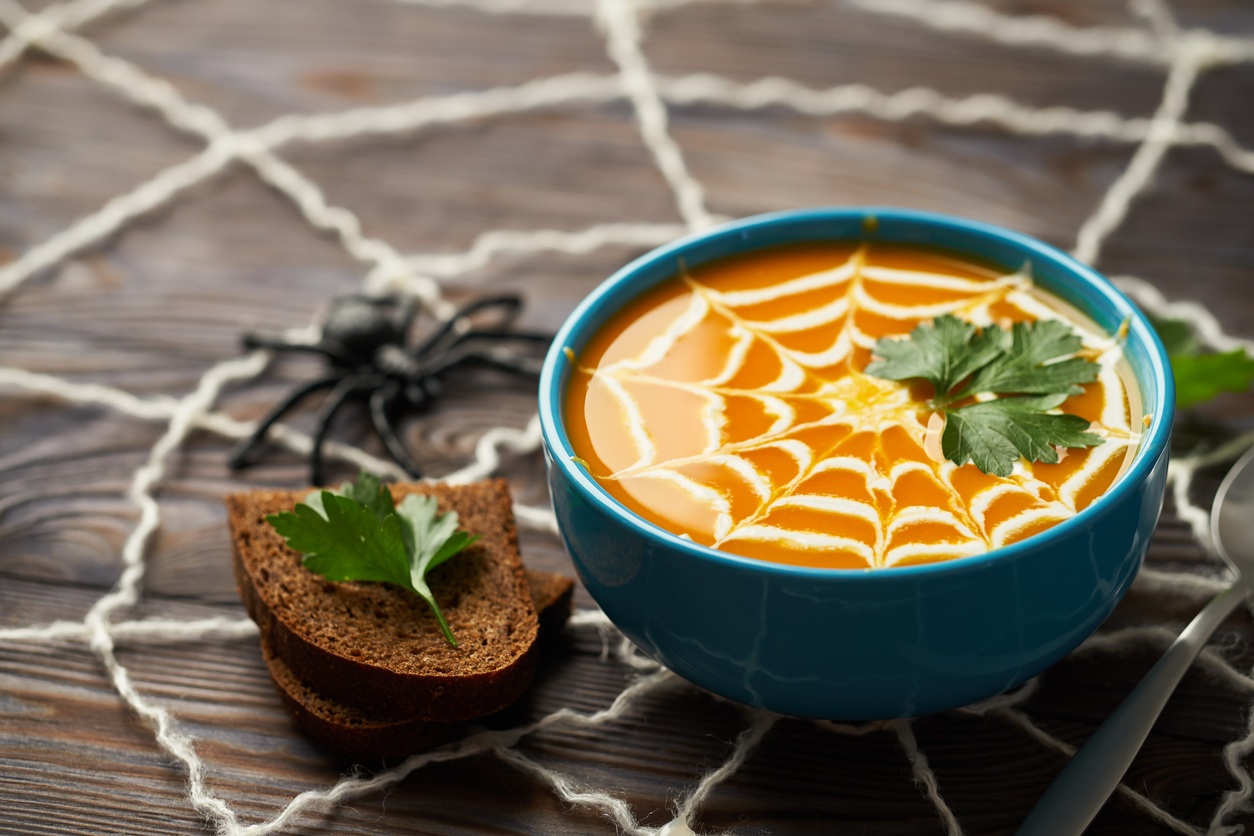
[
  {"left": 648, "top": 0, "right": 1170, "bottom": 112},
  {"left": 93, "top": 0, "right": 618, "bottom": 127},
  {"left": 2, "top": 0, "right": 1254, "bottom": 833}
]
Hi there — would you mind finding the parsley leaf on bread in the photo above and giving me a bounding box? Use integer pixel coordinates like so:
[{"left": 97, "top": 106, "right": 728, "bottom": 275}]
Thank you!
[{"left": 266, "top": 471, "right": 479, "bottom": 646}]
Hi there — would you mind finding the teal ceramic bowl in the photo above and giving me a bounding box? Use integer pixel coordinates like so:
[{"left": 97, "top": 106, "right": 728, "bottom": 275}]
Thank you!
[{"left": 538, "top": 207, "right": 1173, "bottom": 719}]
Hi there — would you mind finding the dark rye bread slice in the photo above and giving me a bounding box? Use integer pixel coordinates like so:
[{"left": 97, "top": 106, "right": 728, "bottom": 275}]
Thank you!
[
  {"left": 262, "top": 637, "right": 458, "bottom": 759},
  {"left": 228, "top": 479, "right": 538, "bottom": 722},
  {"left": 261, "top": 569, "right": 575, "bottom": 761}
]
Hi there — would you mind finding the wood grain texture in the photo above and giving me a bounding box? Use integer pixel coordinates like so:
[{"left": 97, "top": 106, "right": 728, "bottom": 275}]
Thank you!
[{"left": 2, "top": 0, "right": 1254, "bottom": 833}]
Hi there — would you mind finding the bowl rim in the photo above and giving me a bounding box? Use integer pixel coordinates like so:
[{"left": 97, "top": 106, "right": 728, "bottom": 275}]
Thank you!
[{"left": 538, "top": 206, "right": 1175, "bottom": 582}]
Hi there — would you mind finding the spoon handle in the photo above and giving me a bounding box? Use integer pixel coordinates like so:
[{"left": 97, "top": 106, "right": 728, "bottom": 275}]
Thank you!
[{"left": 1016, "top": 581, "right": 1246, "bottom": 836}]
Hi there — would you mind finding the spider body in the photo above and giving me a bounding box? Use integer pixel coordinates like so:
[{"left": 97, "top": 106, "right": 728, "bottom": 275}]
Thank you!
[
  {"left": 231, "top": 294, "right": 551, "bottom": 485},
  {"left": 320, "top": 297, "right": 412, "bottom": 366}
]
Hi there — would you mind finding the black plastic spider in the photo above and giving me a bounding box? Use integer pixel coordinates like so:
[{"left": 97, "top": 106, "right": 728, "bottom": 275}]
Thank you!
[{"left": 230, "top": 293, "right": 553, "bottom": 485}]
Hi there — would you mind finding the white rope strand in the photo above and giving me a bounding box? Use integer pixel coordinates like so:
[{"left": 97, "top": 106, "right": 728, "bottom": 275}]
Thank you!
[
  {"left": 848, "top": 0, "right": 1161, "bottom": 63},
  {"left": 442, "top": 414, "right": 544, "bottom": 485},
  {"left": 995, "top": 708, "right": 1203, "bottom": 836},
  {"left": 1076, "top": 626, "right": 1254, "bottom": 694},
  {"left": 846, "top": 0, "right": 1254, "bottom": 67},
  {"left": 0, "top": 0, "right": 447, "bottom": 315},
  {"left": 1114, "top": 276, "right": 1254, "bottom": 355},
  {"left": 1173, "top": 121, "right": 1254, "bottom": 175},
  {"left": 0, "top": 71, "right": 625, "bottom": 301},
  {"left": 656, "top": 73, "right": 1254, "bottom": 175},
  {"left": 660, "top": 73, "right": 1151, "bottom": 141},
  {"left": 235, "top": 668, "right": 679, "bottom": 836},
  {"left": 814, "top": 719, "right": 891, "bottom": 736},
  {"left": 0, "top": 366, "right": 561, "bottom": 531},
  {"left": 83, "top": 353, "right": 269, "bottom": 623},
  {"left": 595, "top": 0, "right": 714, "bottom": 231},
  {"left": 1128, "top": 0, "right": 1180, "bottom": 44},
  {"left": 496, "top": 746, "right": 659, "bottom": 836},
  {"left": 513, "top": 502, "right": 560, "bottom": 534},
  {"left": 9, "top": 59, "right": 1254, "bottom": 301},
  {"left": 960, "top": 676, "right": 1042, "bottom": 715},
  {"left": 671, "top": 709, "right": 777, "bottom": 830},
  {"left": 890, "top": 718, "right": 966, "bottom": 836},
  {"left": 0, "top": 364, "right": 412, "bottom": 477},
  {"left": 391, "top": 0, "right": 593, "bottom": 16},
  {"left": 1166, "top": 430, "right": 1254, "bottom": 556},
  {"left": 1073, "top": 37, "right": 1215, "bottom": 265},
  {"left": 0, "top": 0, "right": 150, "bottom": 71},
  {"left": 75, "top": 351, "right": 270, "bottom": 835},
  {"left": 1210, "top": 686, "right": 1254, "bottom": 835},
  {"left": 0, "top": 365, "right": 178, "bottom": 419},
  {"left": 1133, "top": 566, "right": 1229, "bottom": 601},
  {"left": 0, "top": 616, "right": 258, "bottom": 644},
  {"left": 405, "top": 221, "right": 688, "bottom": 278}
]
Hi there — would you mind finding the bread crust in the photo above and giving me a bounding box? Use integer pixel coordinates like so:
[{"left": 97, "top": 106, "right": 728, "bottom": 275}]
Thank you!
[
  {"left": 228, "top": 479, "right": 540, "bottom": 722},
  {"left": 261, "top": 569, "right": 575, "bottom": 761},
  {"left": 261, "top": 634, "right": 462, "bottom": 760}
]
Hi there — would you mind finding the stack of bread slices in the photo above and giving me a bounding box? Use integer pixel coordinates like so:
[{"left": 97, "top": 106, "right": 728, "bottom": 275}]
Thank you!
[{"left": 227, "top": 479, "right": 574, "bottom": 761}]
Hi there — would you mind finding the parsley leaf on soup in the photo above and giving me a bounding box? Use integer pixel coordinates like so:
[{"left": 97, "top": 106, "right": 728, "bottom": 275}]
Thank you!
[
  {"left": 867, "top": 314, "right": 1104, "bottom": 477},
  {"left": 862, "top": 314, "right": 1004, "bottom": 404},
  {"left": 958, "top": 319, "right": 1098, "bottom": 400},
  {"left": 943, "top": 394, "right": 1105, "bottom": 478},
  {"left": 265, "top": 470, "right": 478, "bottom": 647}
]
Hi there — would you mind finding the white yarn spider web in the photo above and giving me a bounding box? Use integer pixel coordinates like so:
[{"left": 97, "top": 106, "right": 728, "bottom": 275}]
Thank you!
[{"left": 1, "top": 0, "right": 1253, "bottom": 833}]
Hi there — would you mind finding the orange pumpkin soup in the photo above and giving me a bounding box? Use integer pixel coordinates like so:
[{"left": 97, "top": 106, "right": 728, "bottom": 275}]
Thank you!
[{"left": 565, "top": 242, "right": 1142, "bottom": 570}]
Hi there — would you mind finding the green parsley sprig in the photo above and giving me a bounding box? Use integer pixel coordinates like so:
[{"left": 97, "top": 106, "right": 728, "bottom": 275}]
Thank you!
[
  {"left": 1150, "top": 314, "right": 1254, "bottom": 409},
  {"left": 265, "top": 470, "right": 478, "bottom": 647},
  {"left": 866, "top": 314, "right": 1104, "bottom": 477}
]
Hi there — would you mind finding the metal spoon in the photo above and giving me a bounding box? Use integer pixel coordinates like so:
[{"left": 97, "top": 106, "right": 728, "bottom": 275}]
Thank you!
[{"left": 1016, "top": 446, "right": 1254, "bottom": 836}]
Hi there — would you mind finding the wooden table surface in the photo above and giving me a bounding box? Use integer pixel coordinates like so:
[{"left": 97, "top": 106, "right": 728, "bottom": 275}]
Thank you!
[{"left": 3, "top": 0, "right": 1254, "bottom": 833}]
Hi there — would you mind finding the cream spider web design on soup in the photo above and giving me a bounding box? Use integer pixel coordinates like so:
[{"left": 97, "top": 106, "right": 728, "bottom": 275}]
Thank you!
[{"left": 567, "top": 241, "right": 1143, "bottom": 569}]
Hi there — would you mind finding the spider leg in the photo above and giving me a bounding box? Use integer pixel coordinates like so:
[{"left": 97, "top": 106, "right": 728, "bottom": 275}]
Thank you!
[
  {"left": 449, "top": 328, "right": 553, "bottom": 345},
  {"left": 228, "top": 375, "right": 342, "bottom": 470},
  {"left": 423, "top": 339, "right": 547, "bottom": 377},
  {"left": 392, "top": 295, "right": 419, "bottom": 334},
  {"left": 310, "top": 377, "right": 372, "bottom": 486},
  {"left": 369, "top": 384, "right": 425, "bottom": 479},
  {"left": 467, "top": 348, "right": 546, "bottom": 376},
  {"left": 243, "top": 333, "right": 340, "bottom": 361},
  {"left": 412, "top": 294, "right": 524, "bottom": 358}
]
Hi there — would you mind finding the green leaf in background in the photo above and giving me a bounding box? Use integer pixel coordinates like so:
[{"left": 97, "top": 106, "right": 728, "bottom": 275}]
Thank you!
[
  {"left": 1148, "top": 314, "right": 1200, "bottom": 357},
  {"left": 1170, "top": 350, "right": 1254, "bottom": 410},
  {"left": 265, "top": 470, "right": 478, "bottom": 647},
  {"left": 1148, "top": 314, "right": 1254, "bottom": 409}
]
